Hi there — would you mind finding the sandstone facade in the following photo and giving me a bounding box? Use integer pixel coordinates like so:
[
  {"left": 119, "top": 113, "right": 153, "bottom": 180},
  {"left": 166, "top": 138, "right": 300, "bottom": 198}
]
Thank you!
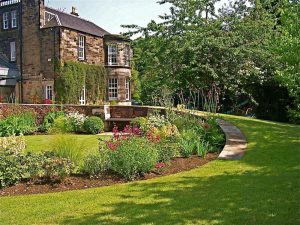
[{"left": 0, "top": 0, "right": 132, "bottom": 104}]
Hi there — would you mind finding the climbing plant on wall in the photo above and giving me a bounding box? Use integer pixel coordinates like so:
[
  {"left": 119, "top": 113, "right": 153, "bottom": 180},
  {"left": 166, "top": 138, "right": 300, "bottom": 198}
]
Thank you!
[{"left": 55, "top": 61, "right": 107, "bottom": 104}]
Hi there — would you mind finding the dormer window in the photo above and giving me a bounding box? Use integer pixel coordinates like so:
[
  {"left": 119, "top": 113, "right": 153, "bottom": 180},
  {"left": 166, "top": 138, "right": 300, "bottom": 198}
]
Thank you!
[
  {"left": 11, "top": 10, "right": 17, "bottom": 28},
  {"left": 78, "top": 35, "right": 85, "bottom": 61},
  {"left": 108, "top": 44, "right": 117, "bottom": 65},
  {"left": 3, "top": 12, "right": 9, "bottom": 29}
]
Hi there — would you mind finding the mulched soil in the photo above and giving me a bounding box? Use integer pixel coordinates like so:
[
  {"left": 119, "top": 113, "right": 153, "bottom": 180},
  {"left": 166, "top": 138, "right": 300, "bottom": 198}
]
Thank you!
[{"left": 0, "top": 153, "right": 218, "bottom": 197}]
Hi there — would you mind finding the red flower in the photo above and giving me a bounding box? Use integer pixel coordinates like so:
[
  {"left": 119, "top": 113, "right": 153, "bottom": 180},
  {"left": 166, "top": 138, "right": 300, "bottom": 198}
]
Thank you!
[
  {"left": 155, "top": 162, "right": 166, "bottom": 169},
  {"left": 44, "top": 99, "right": 52, "bottom": 104},
  {"left": 202, "top": 123, "right": 210, "bottom": 130}
]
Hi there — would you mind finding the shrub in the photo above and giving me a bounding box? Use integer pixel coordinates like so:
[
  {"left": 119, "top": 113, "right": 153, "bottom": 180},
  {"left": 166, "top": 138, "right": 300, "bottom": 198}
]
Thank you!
[
  {"left": 288, "top": 107, "right": 300, "bottom": 124},
  {"left": 42, "top": 151, "right": 75, "bottom": 183},
  {"left": 40, "top": 111, "right": 65, "bottom": 132},
  {"left": 0, "top": 136, "right": 75, "bottom": 188},
  {"left": 66, "top": 112, "right": 87, "bottom": 133},
  {"left": 83, "top": 116, "right": 104, "bottom": 134},
  {"left": 159, "top": 124, "right": 180, "bottom": 140},
  {"left": 0, "top": 136, "right": 27, "bottom": 188},
  {"left": 130, "top": 117, "right": 148, "bottom": 131},
  {"left": 0, "top": 112, "right": 37, "bottom": 137},
  {"left": 82, "top": 151, "right": 109, "bottom": 176},
  {"left": 51, "top": 135, "right": 85, "bottom": 166},
  {"left": 147, "top": 114, "right": 169, "bottom": 129},
  {"left": 156, "top": 141, "right": 180, "bottom": 162},
  {"left": 107, "top": 137, "right": 158, "bottom": 180},
  {"left": 0, "top": 135, "right": 26, "bottom": 154},
  {"left": 48, "top": 115, "right": 74, "bottom": 134},
  {"left": 179, "top": 129, "right": 199, "bottom": 157}
]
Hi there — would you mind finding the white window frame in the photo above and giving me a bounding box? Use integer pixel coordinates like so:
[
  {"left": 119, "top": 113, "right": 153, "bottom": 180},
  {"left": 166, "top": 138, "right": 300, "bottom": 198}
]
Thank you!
[
  {"left": 125, "top": 79, "right": 130, "bottom": 100},
  {"left": 10, "top": 41, "right": 16, "bottom": 62},
  {"left": 3, "top": 12, "right": 9, "bottom": 29},
  {"left": 79, "top": 86, "right": 86, "bottom": 105},
  {"left": 45, "top": 85, "right": 53, "bottom": 100},
  {"left": 78, "top": 35, "right": 85, "bottom": 61},
  {"left": 124, "top": 45, "right": 130, "bottom": 66},
  {"left": 11, "top": 10, "right": 17, "bottom": 28},
  {"left": 108, "top": 44, "right": 117, "bottom": 65},
  {"left": 108, "top": 78, "right": 118, "bottom": 100}
]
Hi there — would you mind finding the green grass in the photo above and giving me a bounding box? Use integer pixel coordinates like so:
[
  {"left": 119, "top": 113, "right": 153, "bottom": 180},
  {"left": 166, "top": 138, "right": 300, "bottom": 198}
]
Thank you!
[
  {"left": 25, "top": 134, "right": 109, "bottom": 155},
  {"left": 1, "top": 115, "right": 299, "bottom": 225}
]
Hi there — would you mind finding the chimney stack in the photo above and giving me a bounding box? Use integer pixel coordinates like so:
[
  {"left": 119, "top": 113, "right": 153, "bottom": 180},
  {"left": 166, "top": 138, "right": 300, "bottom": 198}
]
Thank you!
[{"left": 70, "top": 6, "right": 79, "bottom": 16}]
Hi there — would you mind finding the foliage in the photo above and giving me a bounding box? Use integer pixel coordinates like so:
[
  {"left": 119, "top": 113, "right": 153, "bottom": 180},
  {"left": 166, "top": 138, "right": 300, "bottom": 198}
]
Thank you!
[
  {"left": 82, "top": 151, "right": 110, "bottom": 176},
  {"left": 130, "top": 117, "right": 148, "bottom": 132},
  {"left": 0, "top": 112, "right": 37, "bottom": 137},
  {"left": 147, "top": 114, "right": 169, "bottom": 129},
  {"left": 51, "top": 135, "right": 85, "bottom": 166},
  {"left": 179, "top": 129, "right": 198, "bottom": 158},
  {"left": 40, "top": 111, "right": 65, "bottom": 132},
  {"left": 66, "top": 112, "right": 87, "bottom": 133},
  {"left": 123, "top": 0, "right": 298, "bottom": 123},
  {"left": 55, "top": 61, "right": 107, "bottom": 104},
  {"left": 83, "top": 116, "right": 104, "bottom": 134},
  {"left": 195, "top": 141, "right": 209, "bottom": 158},
  {"left": 156, "top": 141, "right": 180, "bottom": 162},
  {"left": 0, "top": 136, "right": 27, "bottom": 188},
  {"left": 272, "top": 1, "right": 300, "bottom": 124},
  {"left": 48, "top": 115, "right": 74, "bottom": 134},
  {"left": 0, "top": 135, "right": 26, "bottom": 154},
  {"left": 107, "top": 137, "right": 158, "bottom": 180},
  {"left": 0, "top": 136, "right": 74, "bottom": 188},
  {"left": 159, "top": 123, "right": 180, "bottom": 140},
  {"left": 41, "top": 151, "right": 75, "bottom": 183}
]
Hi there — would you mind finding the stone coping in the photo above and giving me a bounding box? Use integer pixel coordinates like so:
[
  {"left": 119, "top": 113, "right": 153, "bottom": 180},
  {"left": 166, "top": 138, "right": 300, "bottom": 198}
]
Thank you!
[{"left": 217, "top": 119, "right": 247, "bottom": 160}]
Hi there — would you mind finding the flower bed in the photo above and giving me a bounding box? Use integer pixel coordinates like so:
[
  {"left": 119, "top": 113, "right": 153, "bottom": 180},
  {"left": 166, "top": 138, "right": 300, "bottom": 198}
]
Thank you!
[{"left": 0, "top": 109, "right": 225, "bottom": 195}]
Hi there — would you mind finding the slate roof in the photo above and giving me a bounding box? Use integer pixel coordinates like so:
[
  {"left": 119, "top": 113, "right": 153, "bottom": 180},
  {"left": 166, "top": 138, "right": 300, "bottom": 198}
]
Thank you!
[{"left": 44, "top": 7, "right": 110, "bottom": 37}]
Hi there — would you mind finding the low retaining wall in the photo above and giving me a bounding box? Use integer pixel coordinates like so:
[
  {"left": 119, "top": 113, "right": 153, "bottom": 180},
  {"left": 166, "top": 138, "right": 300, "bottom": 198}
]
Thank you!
[
  {"left": 0, "top": 104, "right": 105, "bottom": 124},
  {"left": 0, "top": 104, "right": 165, "bottom": 129}
]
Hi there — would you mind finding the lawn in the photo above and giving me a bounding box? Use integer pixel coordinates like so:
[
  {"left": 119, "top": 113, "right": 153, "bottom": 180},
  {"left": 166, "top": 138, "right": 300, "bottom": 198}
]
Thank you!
[
  {"left": 25, "top": 134, "right": 110, "bottom": 155},
  {"left": 1, "top": 115, "right": 299, "bottom": 225}
]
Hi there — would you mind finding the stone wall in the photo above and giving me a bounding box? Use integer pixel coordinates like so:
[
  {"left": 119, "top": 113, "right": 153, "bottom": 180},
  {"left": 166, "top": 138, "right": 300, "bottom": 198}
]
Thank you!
[
  {"left": 0, "top": 103, "right": 106, "bottom": 124},
  {"left": 0, "top": 2, "right": 21, "bottom": 64},
  {"left": 21, "top": 0, "right": 44, "bottom": 103},
  {"left": 0, "top": 104, "right": 165, "bottom": 129},
  {"left": 40, "top": 27, "right": 60, "bottom": 80},
  {"left": 60, "top": 28, "right": 105, "bottom": 65}
]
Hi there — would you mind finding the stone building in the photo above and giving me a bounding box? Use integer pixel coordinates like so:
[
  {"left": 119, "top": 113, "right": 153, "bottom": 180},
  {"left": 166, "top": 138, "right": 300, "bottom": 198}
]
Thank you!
[{"left": 0, "top": 0, "right": 132, "bottom": 105}]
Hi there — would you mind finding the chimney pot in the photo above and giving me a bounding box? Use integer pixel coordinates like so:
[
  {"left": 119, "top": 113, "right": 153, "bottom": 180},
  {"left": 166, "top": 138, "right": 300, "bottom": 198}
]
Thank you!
[{"left": 71, "top": 6, "right": 79, "bottom": 16}]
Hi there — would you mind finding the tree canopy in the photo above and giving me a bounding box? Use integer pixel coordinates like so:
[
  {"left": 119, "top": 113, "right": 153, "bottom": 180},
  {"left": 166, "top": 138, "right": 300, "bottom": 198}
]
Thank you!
[{"left": 123, "top": 0, "right": 300, "bottom": 123}]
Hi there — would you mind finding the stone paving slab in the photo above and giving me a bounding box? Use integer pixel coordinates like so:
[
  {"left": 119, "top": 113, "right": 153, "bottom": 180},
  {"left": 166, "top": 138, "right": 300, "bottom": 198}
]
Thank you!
[{"left": 217, "top": 119, "right": 247, "bottom": 160}]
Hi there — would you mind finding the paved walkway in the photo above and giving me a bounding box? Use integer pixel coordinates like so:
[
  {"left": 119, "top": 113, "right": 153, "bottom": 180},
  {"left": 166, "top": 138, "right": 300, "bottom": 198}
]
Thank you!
[{"left": 217, "top": 119, "right": 247, "bottom": 160}]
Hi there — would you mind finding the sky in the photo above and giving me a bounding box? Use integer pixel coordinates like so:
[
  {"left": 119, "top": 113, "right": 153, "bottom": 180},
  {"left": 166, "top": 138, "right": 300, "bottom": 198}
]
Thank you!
[{"left": 46, "top": 0, "right": 228, "bottom": 35}]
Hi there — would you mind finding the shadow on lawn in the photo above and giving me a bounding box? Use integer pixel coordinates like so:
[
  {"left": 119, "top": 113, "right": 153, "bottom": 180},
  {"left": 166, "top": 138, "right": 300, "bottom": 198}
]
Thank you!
[
  {"left": 61, "top": 168, "right": 299, "bottom": 225},
  {"left": 61, "top": 119, "right": 300, "bottom": 225}
]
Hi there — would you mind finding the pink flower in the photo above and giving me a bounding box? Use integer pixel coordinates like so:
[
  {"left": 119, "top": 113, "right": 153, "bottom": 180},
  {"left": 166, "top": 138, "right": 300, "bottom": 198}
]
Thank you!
[{"left": 155, "top": 162, "right": 166, "bottom": 169}]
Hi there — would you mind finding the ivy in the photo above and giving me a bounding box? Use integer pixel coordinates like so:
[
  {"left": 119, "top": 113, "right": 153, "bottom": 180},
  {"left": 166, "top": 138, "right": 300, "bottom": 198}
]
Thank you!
[{"left": 54, "top": 61, "right": 107, "bottom": 104}]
